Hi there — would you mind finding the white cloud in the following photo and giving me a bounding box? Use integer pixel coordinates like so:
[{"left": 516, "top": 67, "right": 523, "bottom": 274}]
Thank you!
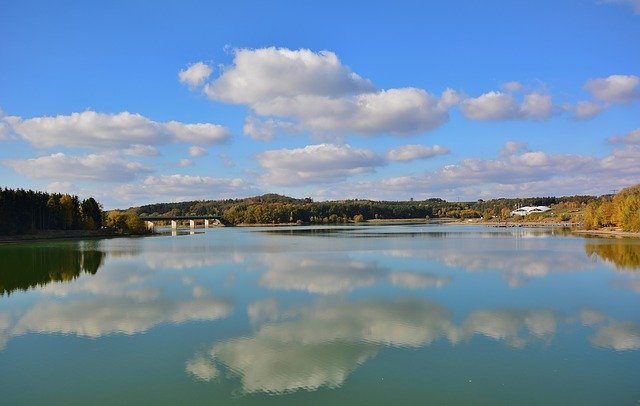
[
  {"left": 8, "top": 111, "right": 229, "bottom": 149},
  {"left": 521, "top": 93, "right": 553, "bottom": 119},
  {"left": 387, "top": 144, "right": 449, "bottom": 162},
  {"left": 203, "top": 47, "right": 373, "bottom": 104},
  {"left": 323, "top": 143, "right": 640, "bottom": 201},
  {"left": 460, "top": 91, "right": 554, "bottom": 121},
  {"left": 5, "top": 152, "right": 151, "bottom": 182},
  {"left": 243, "top": 116, "right": 299, "bottom": 141},
  {"left": 188, "top": 146, "right": 209, "bottom": 157},
  {"left": 459, "top": 91, "right": 520, "bottom": 120},
  {"left": 574, "top": 100, "right": 605, "bottom": 118},
  {"left": 112, "top": 174, "right": 258, "bottom": 203},
  {"left": 123, "top": 144, "right": 159, "bottom": 156},
  {"left": 584, "top": 74, "right": 640, "bottom": 103},
  {"left": 501, "top": 81, "right": 524, "bottom": 92},
  {"left": 0, "top": 121, "right": 10, "bottom": 140},
  {"left": 178, "top": 62, "right": 213, "bottom": 87},
  {"left": 499, "top": 141, "right": 529, "bottom": 156},
  {"left": 196, "top": 47, "right": 449, "bottom": 136},
  {"left": 256, "top": 143, "right": 384, "bottom": 186},
  {"left": 165, "top": 121, "right": 229, "bottom": 145},
  {"left": 607, "top": 128, "right": 640, "bottom": 144},
  {"left": 178, "top": 159, "right": 193, "bottom": 167}
]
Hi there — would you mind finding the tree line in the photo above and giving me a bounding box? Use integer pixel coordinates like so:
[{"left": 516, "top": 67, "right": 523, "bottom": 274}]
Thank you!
[
  {"left": 131, "top": 193, "right": 597, "bottom": 226},
  {"left": 583, "top": 184, "right": 640, "bottom": 232},
  {"left": 0, "top": 188, "right": 102, "bottom": 235}
]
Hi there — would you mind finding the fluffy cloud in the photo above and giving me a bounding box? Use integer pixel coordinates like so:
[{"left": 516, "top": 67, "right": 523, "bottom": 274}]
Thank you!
[
  {"left": 460, "top": 91, "right": 554, "bottom": 120},
  {"left": 5, "top": 152, "right": 151, "bottom": 182},
  {"left": 574, "top": 100, "right": 605, "bottom": 118},
  {"left": 499, "top": 141, "right": 529, "bottom": 156},
  {"left": 188, "top": 146, "right": 208, "bottom": 157},
  {"left": 112, "top": 174, "right": 258, "bottom": 203},
  {"left": 323, "top": 143, "right": 640, "bottom": 201},
  {"left": 501, "top": 81, "right": 524, "bottom": 92},
  {"left": 243, "top": 117, "right": 299, "bottom": 141},
  {"left": 178, "top": 62, "right": 213, "bottom": 87},
  {"left": 123, "top": 144, "right": 160, "bottom": 156},
  {"left": 387, "top": 144, "right": 449, "bottom": 162},
  {"left": 0, "top": 120, "right": 11, "bottom": 140},
  {"left": 584, "top": 74, "right": 640, "bottom": 103},
  {"left": 251, "top": 88, "right": 449, "bottom": 136},
  {"left": 203, "top": 47, "right": 373, "bottom": 103},
  {"left": 607, "top": 128, "right": 640, "bottom": 144},
  {"left": 256, "top": 143, "right": 384, "bottom": 186},
  {"left": 194, "top": 47, "right": 449, "bottom": 136},
  {"left": 164, "top": 121, "right": 229, "bottom": 145},
  {"left": 8, "top": 111, "right": 229, "bottom": 149}
]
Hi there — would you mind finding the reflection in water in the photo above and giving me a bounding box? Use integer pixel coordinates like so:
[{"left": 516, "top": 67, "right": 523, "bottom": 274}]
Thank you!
[
  {"left": 385, "top": 247, "right": 592, "bottom": 287},
  {"left": 259, "top": 254, "right": 386, "bottom": 294},
  {"left": 0, "top": 296, "right": 233, "bottom": 350},
  {"left": 590, "top": 322, "right": 640, "bottom": 350},
  {"left": 189, "top": 299, "right": 640, "bottom": 395},
  {"left": 189, "top": 298, "right": 598, "bottom": 394},
  {"left": 259, "top": 253, "right": 450, "bottom": 294},
  {"left": 0, "top": 242, "right": 106, "bottom": 296},
  {"left": 585, "top": 240, "right": 640, "bottom": 270}
]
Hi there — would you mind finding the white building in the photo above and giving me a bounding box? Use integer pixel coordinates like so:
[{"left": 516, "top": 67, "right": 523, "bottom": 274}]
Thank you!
[{"left": 510, "top": 206, "right": 552, "bottom": 216}]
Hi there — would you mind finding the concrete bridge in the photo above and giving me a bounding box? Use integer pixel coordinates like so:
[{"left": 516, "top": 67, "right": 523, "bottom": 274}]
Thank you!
[{"left": 142, "top": 215, "right": 223, "bottom": 231}]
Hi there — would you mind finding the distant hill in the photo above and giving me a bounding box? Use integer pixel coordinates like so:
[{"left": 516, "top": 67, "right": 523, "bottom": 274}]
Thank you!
[{"left": 124, "top": 193, "right": 599, "bottom": 226}]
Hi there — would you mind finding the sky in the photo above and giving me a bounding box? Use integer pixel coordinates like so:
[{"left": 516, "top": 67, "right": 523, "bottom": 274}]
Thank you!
[{"left": 0, "top": 0, "right": 639, "bottom": 209}]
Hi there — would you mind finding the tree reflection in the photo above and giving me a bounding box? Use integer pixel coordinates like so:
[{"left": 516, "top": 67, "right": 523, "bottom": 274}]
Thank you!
[
  {"left": 585, "top": 240, "right": 640, "bottom": 270},
  {"left": 0, "top": 242, "right": 106, "bottom": 295}
]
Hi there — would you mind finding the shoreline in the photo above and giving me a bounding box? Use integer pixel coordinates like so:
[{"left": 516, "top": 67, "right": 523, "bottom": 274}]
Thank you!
[
  {"left": 2, "top": 221, "right": 639, "bottom": 243},
  {"left": 0, "top": 229, "right": 152, "bottom": 245},
  {"left": 572, "top": 229, "right": 640, "bottom": 238}
]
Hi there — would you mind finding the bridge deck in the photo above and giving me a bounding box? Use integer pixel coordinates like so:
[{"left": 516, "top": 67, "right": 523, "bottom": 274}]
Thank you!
[{"left": 142, "top": 215, "right": 221, "bottom": 221}]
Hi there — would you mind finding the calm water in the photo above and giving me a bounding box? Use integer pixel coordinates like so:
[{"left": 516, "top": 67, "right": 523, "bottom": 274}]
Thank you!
[{"left": 1, "top": 224, "right": 639, "bottom": 405}]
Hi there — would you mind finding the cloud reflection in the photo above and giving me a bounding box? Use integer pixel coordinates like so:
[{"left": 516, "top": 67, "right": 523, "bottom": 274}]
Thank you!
[
  {"left": 190, "top": 298, "right": 574, "bottom": 394},
  {"left": 590, "top": 322, "right": 640, "bottom": 351},
  {"left": 259, "top": 254, "right": 386, "bottom": 294},
  {"left": 12, "top": 297, "right": 232, "bottom": 338}
]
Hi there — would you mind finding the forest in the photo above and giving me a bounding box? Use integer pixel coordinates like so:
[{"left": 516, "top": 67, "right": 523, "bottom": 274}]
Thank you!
[
  {"left": 0, "top": 188, "right": 102, "bottom": 235},
  {"left": 132, "top": 193, "right": 597, "bottom": 226},
  {"left": 583, "top": 184, "right": 640, "bottom": 232},
  {"left": 0, "top": 187, "right": 149, "bottom": 236}
]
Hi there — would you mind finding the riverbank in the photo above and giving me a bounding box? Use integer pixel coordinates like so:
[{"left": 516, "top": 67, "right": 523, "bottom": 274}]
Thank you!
[
  {"left": 0, "top": 229, "right": 152, "bottom": 244},
  {"left": 572, "top": 229, "right": 640, "bottom": 238}
]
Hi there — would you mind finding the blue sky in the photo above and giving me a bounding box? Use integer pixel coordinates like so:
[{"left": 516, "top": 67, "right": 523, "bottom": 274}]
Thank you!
[{"left": 1, "top": 0, "right": 639, "bottom": 208}]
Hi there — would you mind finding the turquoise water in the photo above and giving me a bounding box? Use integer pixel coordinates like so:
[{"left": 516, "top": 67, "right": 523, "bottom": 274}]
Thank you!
[{"left": 1, "top": 224, "right": 639, "bottom": 405}]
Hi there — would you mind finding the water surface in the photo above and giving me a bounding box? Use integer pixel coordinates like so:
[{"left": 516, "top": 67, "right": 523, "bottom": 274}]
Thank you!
[{"left": 1, "top": 224, "right": 639, "bottom": 404}]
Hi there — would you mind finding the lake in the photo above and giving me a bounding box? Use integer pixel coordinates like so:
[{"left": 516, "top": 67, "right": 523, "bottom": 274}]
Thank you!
[{"left": 1, "top": 223, "right": 639, "bottom": 405}]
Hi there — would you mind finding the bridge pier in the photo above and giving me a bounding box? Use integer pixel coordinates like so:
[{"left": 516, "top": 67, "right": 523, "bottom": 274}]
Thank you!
[
  {"left": 204, "top": 219, "right": 209, "bottom": 228},
  {"left": 145, "top": 221, "right": 155, "bottom": 231},
  {"left": 171, "top": 220, "right": 178, "bottom": 230},
  {"left": 189, "top": 219, "right": 195, "bottom": 229}
]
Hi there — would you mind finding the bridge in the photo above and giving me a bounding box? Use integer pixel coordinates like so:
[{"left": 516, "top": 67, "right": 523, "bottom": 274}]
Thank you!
[{"left": 141, "top": 215, "right": 223, "bottom": 231}]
